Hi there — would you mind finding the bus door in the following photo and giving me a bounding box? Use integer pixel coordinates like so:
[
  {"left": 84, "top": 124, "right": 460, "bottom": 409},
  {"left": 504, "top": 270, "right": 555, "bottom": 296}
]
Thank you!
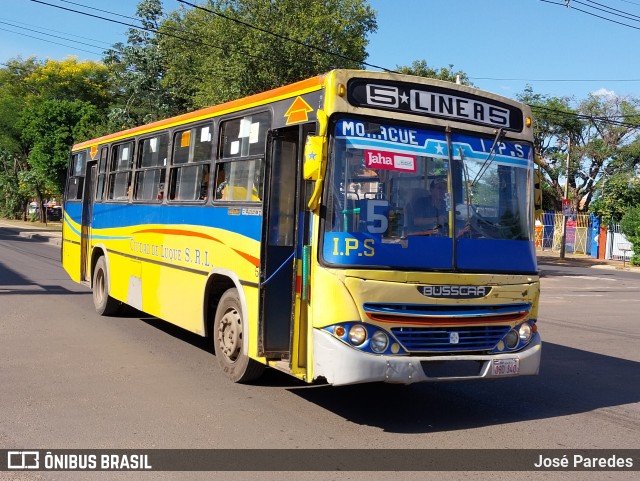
[
  {"left": 80, "top": 160, "right": 96, "bottom": 283},
  {"left": 259, "top": 126, "right": 307, "bottom": 359}
]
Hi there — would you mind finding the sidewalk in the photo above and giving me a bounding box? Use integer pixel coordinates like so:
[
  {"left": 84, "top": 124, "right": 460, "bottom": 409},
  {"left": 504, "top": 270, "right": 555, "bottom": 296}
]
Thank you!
[
  {"left": 536, "top": 248, "right": 640, "bottom": 271},
  {"left": 0, "top": 218, "right": 62, "bottom": 246}
]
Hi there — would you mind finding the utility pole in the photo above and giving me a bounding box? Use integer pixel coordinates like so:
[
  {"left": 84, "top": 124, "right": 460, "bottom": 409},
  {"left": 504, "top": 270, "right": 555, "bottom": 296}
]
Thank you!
[{"left": 559, "top": 138, "right": 571, "bottom": 259}]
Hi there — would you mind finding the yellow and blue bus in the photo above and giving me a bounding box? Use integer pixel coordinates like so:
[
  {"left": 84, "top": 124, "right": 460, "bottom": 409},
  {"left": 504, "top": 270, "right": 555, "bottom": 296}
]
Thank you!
[{"left": 63, "top": 69, "right": 541, "bottom": 385}]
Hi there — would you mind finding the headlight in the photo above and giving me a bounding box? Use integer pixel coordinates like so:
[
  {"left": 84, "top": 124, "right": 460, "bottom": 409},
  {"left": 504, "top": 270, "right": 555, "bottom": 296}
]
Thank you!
[
  {"left": 505, "top": 329, "right": 519, "bottom": 349},
  {"left": 519, "top": 323, "right": 532, "bottom": 342},
  {"left": 348, "top": 325, "right": 367, "bottom": 346},
  {"left": 370, "top": 331, "right": 389, "bottom": 353}
]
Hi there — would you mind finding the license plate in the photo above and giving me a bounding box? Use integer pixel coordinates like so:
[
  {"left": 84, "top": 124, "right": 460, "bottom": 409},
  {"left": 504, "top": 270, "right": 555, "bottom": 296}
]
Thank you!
[{"left": 491, "top": 358, "right": 519, "bottom": 376}]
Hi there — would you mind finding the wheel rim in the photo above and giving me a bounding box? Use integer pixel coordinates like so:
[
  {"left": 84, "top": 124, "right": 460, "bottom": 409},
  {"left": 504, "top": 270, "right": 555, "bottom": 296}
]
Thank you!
[{"left": 217, "top": 307, "right": 242, "bottom": 363}]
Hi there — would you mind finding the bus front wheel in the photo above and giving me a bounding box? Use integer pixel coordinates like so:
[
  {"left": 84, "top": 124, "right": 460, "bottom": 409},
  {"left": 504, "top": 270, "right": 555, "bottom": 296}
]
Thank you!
[
  {"left": 213, "top": 288, "right": 264, "bottom": 383},
  {"left": 92, "top": 256, "right": 121, "bottom": 316}
]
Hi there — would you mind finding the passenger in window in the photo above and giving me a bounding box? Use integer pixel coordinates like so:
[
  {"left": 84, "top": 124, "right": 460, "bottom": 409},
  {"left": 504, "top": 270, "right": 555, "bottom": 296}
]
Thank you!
[
  {"left": 408, "top": 178, "right": 449, "bottom": 235},
  {"left": 157, "top": 182, "right": 164, "bottom": 200},
  {"left": 200, "top": 166, "right": 210, "bottom": 200},
  {"left": 215, "top": 167, "right": 227, "bottom": 199}
]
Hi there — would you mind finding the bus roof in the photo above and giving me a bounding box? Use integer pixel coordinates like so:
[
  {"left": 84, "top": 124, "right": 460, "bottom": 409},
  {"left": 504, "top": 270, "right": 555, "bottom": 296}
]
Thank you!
[
  {"left": 73, "top": 69, "right": 531, "bottom": 152},
  {"left": 72, "top": 73, "right": 327, "bottom": 151}
]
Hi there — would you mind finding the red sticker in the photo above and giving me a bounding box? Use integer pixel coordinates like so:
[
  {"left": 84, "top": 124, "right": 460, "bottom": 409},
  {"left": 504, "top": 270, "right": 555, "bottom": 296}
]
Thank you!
[{"left": 365, "top": 150, "right": 416, "bottom": 172}]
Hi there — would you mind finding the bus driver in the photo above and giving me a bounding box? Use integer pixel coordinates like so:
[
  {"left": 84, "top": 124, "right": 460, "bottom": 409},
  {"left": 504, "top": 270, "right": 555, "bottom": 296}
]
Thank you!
[{"left": 408, "top": 177, "right": 448, "bottom": 234}]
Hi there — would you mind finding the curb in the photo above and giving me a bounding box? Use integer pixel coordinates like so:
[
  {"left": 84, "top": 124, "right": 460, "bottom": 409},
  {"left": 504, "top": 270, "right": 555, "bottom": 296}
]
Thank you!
[
  {"left": 537, "top": 255, "right": 640, "bottom": 272},
  {"left": 17, "top": 231, "right": 62, "bottom": 246},
  {"left": 1, "top": 222, "right": 63, "bottom": 247}
]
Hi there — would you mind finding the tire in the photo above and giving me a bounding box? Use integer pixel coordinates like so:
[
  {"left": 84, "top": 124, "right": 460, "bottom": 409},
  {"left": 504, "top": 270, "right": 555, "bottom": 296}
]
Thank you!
[
  {"left": 92, "top": 256, "right": 121, "bottom": 316},
  {"left": 213, "top": 288, "right": 264, "bottom": 383}
]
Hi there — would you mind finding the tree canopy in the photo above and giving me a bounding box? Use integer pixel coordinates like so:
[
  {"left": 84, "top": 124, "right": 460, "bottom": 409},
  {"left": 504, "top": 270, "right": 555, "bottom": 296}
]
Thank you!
[
  {"left": 519, "top": 86, "right": 640, "bottom": 218},
  {"left": 395, "top": 59, "right": 473, "bottom": 86},
  {"left": 158, "top": 0, "right": 377, "bottom": 109},
  {"left": 0, "top": 57, "right": 109, "bottom": 219}
]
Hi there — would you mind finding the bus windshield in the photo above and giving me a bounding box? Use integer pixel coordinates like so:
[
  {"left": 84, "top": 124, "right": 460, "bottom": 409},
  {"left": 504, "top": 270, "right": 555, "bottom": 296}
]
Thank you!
[{"left": 322, "top": 118, "right": 534, "bottom": 271}]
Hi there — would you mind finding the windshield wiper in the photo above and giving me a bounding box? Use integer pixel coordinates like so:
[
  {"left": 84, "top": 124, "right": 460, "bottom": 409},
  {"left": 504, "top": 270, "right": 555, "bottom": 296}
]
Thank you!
[
  {"left": 457, "top": 146, "right": 474, "bottom": 221},
  {"left": 470, "top": 128, "right": 505, "bottom": 188}
]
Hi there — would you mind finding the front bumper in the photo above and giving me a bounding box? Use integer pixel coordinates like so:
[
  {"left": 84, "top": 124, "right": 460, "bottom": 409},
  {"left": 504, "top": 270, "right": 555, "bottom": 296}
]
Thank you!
[{"left": 312, "top": 329, "right": 541, "bottom": 386}]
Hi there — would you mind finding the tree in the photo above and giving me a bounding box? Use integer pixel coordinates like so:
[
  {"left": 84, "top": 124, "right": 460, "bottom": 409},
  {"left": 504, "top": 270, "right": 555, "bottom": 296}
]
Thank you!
[
  {"left": 0, "top": 57, "right": 110, "bottom": 219},
  {"left": 518, "top": 87, "right": 583, "bottom": 211},
  {"left": 158, "top": 0, "right": 377, "bottom": 109},
  {"left": 0, "top": 58, "right": 42, "bottom": 219},
  {"left": 26, "top": 56, "right": 110, "bottom": 110},
  {"left": 620, "top": 205, "right": 640, "bottom": 265},
  {"left": 19, "top": 100, "right": 101, "bottom": 200},
  {"left": 519, "top": 86, "right": 640, "bottom": 214},
  {"left": 589, "top": 170, "right": 640, "bottom": 223},
  {"left": 395, "top": 59, "right": 473, "bottom": 86},
  {"left": 104, "top": 0, "right": 181, "bottom": 128},
  {"left": 574, "top": 93, "right": 640, "bottom": 214}
]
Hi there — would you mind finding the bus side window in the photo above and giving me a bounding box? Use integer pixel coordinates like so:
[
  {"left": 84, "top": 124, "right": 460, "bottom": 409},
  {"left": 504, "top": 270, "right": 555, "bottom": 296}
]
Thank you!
[
  {"left": 67, "top": 150, "right": 87, "bottom": 200},
  {"left": 214, "top": 160, "right": 262, "bottom": 202},
  {"left": 108, "top": 141, "right": 134, "bottom": 201},
  {"left": 169, "top": 124, "right": 212, "bottom": 202},
  {"left": 95, "top": 146, "right": 109, "bottom": 201},
  {"left": 133, "top": 133, "right": 169, "bottom": 202},
  {"left": 215, "top": 113, "right": 268, "bottom": 203}
]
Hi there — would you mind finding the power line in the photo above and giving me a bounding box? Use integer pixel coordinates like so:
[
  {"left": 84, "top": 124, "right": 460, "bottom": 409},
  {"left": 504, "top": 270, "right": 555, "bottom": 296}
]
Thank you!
[
  {"left": 28, "top": 0, "right": 303, "bottom": 67},
  {"left": 575, "top": 0, "right": 640, "bottom": 22},
  {"left": 58, "top": 0, "right": 147, "bottom": 23},
  {"left": 585, "top": 0, "right": 640, "bottom": 19},
  {"left": 542, "top": 0, "right": 640, "bottom": 30},
  {"left": 530, "top": 104, "right": 640, "bottom": 128},
  {"left": 24, "top": 0, "right": 640, "bottom": 88},
  {"left": 0, "top": 25, "right": 102, "bottom": 56},
  {"left": 0, "top": 16, "right": 113, "bottom": 47},
  {"left": 28, "top": 0, "right": 322, "bottom": 71},
  {"left": 0, "top": 19, "right": 107, "bottom": 51},
  {"left": 14, "top": 0, "right": 640, "bottom": 96},
  {"left": 471, "top": 76, "right": 640, "bottom": 82}
]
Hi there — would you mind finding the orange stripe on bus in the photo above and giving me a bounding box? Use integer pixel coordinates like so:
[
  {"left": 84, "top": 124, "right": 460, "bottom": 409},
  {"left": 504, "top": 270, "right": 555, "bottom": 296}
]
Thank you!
[
  {"left": 134, "top": 228, "right": 221, "bottom": 242},
  {"left": 132, "top": 228, "right": 260, "bottom": 267}
]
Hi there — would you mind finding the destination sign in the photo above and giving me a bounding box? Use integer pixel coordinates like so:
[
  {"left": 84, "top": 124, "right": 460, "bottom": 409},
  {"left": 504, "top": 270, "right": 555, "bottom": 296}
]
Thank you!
[{"left": 347, "top": 78, "right": 524, "bottom": 131}]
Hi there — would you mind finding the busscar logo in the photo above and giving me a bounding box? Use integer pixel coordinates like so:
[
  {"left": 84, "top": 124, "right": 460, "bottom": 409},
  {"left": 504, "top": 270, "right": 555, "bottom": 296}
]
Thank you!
[
  {"left": 8, "top": 451, "right": 39, "bottom": 469},
  {"left": 417, "top": 285, "right": 491, "bottom": 299}
]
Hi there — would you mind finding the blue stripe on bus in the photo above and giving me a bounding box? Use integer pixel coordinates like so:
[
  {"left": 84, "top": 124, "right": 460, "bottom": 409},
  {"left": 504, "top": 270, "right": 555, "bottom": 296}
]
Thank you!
[{"left": 63, "top": 202, "right": 262, "bottom": 240}]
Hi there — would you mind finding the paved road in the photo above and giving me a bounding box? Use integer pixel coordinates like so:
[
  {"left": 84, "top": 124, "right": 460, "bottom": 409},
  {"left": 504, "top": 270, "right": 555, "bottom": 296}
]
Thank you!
[{"left": 0, "top": 228, "right": 638, "bottom": 481}]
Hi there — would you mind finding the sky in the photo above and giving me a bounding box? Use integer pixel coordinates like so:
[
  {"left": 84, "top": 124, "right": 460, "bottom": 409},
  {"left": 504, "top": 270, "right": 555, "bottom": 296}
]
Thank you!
[{"left": 1, "top": 0, "right": 640, "bottom": 104}]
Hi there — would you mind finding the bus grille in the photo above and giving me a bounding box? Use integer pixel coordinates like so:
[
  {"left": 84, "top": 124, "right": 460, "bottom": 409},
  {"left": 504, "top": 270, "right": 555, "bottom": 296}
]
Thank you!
[
  {"left": 363, "top": 302, "right": 531, "bottom": 353},
  {"left": 390, "top": 325, "right": 511, "bottom": 353}
]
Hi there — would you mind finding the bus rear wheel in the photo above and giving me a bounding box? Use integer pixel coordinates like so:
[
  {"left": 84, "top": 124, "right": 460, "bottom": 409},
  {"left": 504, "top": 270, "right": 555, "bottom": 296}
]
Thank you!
[
  {"left": 92, "top": 256, "right": 121, "bottom": 316},
  {"left": 213, "top": 288, "right": 264, "bottom": 383}
]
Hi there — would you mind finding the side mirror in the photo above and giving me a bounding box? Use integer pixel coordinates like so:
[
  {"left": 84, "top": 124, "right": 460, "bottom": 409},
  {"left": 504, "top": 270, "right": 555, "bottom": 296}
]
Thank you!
[{"left": 303, "top": 135, "right": 325, "bottom": 181}]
